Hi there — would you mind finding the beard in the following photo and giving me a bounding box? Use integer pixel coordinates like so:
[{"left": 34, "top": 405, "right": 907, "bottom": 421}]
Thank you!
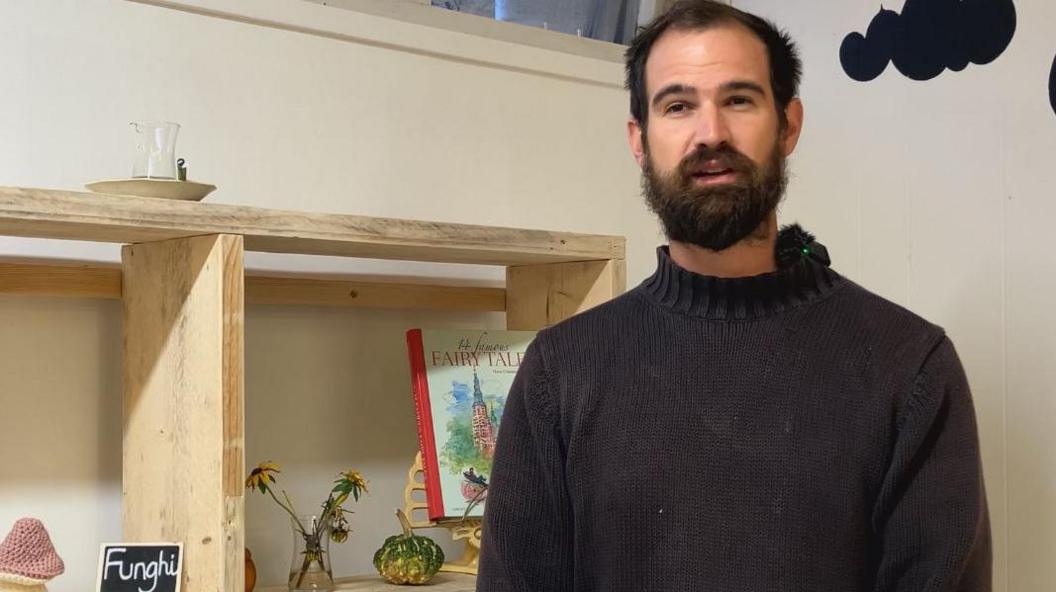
[{"left": 642, "top": 140, "right": 788, "bottom": 252}]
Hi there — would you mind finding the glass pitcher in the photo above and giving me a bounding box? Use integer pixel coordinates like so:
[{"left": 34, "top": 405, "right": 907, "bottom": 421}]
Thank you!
[{"left": 130, "top": 121, "right": 180, "bottom": 179}]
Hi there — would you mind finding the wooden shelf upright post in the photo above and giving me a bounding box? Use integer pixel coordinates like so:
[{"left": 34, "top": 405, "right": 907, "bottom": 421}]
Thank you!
[
  {"left": 121, "top": 234, "right": 246, "bottom": 592},
  {"left": 505, "top": 259, "right": 626, "bottom": 330}
]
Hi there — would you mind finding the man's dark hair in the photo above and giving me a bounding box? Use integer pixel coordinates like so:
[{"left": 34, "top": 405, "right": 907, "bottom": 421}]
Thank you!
[{"left": 625, "top": 0, "right": 802, "bottom": 132}]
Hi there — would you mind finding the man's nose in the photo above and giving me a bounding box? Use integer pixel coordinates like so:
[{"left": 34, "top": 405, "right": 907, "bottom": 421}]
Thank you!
[{"left": 691, "top": 103, "right": 732, "bottom": 148}]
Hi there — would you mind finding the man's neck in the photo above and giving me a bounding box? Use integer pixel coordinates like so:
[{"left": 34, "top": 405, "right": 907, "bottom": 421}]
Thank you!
[{"left": 668, "top": 215, "right": 778, "bottom": 279}]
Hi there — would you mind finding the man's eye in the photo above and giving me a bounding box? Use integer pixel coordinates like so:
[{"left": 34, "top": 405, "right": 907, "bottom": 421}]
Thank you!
[
  {"left": 665, "top": 102, "right": 688, "bottom": 114},
  {"left": 728, "top": 96, "right": 754, "bottom": 107}
]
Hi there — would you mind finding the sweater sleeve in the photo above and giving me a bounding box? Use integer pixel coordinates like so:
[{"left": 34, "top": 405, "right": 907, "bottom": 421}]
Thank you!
[
  {"left": 476, "top": 340, "right": 574, "bottom": 592},
  {"left": 872, "top": 336, "right": 992, "bottom": 592}
]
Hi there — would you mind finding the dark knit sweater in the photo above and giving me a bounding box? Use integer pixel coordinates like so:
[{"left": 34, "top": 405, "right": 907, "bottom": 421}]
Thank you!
[{"left": 477, "top": 238, "right": 991, "bottom": 592}]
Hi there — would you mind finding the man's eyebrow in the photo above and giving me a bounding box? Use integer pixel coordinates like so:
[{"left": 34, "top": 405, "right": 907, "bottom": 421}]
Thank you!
[
  {"left": 651, "top": 83, "right": 696, "bottom": 110},
  {"left": 650, "top": 81, "right": 768, "bottom": 110},
  {"left": 721, "top": 80, "right": 767, "bottom": 96}
]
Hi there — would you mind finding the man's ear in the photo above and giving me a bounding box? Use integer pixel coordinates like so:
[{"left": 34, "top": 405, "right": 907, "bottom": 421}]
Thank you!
[
  {"left": 628, "top": 118, "right": 646, "bottom": 168},
  {"left": 781, "top": 98, "right": 804, "bottom": 157}
]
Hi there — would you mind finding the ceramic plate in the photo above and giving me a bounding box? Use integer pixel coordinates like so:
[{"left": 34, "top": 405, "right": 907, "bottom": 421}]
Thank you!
[{"left": 85, "top": 178, "right": 217, "bottom": 201}]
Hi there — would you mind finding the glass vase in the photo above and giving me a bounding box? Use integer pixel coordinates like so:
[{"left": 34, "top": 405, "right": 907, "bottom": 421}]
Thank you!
[{"left": 288, "top": 514, "right": 333, "bottom": 591}]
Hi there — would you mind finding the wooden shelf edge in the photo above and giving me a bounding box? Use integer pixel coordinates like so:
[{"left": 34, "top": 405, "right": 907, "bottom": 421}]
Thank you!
[
  {"left": 256, "top": 571, "right": 476, "bottom": 591},
  {"left": 0, "top": 259, "right": 506, "bottom": 312},
  {"left": 0, "top": 186, "right": 625, "bottom": 266}
]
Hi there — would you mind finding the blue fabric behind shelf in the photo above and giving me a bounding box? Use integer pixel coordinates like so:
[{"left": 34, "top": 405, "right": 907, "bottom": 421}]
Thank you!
[{"left": 432, "top": 0, "right": 639, "bottom": 44}]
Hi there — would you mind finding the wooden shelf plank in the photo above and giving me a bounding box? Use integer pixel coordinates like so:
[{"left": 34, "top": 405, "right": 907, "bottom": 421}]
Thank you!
[
  {"left": 0, "top": 259, "right": 121, "bottom": 299},
  {"left": 0, "top": 260, "right": 506, "bottom": 312},
  {"left": 245, "top": 275, "right": 505, "bottom": 311},
  {"left": 0, "top": 187, "right": 623, "bottom": 265},
  {"left": 257, "top": 572, "right": 475, "bottom": 591}
]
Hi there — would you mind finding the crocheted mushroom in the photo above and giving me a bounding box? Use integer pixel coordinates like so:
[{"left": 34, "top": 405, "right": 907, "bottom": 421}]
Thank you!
[{"left": 0, "top": 518, "right": 64, "bottom": 590}]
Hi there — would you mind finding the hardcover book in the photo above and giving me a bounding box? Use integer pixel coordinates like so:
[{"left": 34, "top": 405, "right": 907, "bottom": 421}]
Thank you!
[{"left": 406, "top": 328, "right": 536, "bottom": 521}]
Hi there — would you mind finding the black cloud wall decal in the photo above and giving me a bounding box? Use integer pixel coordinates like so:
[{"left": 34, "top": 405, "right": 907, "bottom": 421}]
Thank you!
[
  {"left": 840, "top": 0, "right": 1017, "bottom": 82},
  {"left": 1049, "top": 53, "right": 1055, "bottom": 116}
]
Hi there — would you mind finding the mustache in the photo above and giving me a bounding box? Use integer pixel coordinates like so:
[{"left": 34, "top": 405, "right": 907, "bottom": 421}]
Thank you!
[{"left": 676, "top": 144, "right": 758, "bottom": 178}]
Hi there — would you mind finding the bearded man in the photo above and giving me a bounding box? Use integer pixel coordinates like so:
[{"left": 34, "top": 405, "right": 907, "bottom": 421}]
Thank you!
[{"left": 477, "top": 2, "right": 992, "bottom": 590}]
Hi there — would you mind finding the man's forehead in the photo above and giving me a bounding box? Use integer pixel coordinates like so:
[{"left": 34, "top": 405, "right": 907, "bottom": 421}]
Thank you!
[{"left": 645, "top": 24, "right": 770, "bottom": 94}]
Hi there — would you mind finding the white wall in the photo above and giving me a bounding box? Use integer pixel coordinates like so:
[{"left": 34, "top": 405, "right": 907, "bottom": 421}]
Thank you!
[
  {"left": 733, "top": 1, "right": 1056, "bottom": 590},
  {"left": 0, "top": 296, "right": 124, "bottom": 581},
  {"left": 0, "top": 0, "right": 652, "bottom": 588}
]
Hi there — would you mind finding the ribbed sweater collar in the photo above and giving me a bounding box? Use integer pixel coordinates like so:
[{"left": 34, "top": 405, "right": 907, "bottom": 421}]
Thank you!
[{"left": 637, "top": 225, "right": 844, "bottom": 321}]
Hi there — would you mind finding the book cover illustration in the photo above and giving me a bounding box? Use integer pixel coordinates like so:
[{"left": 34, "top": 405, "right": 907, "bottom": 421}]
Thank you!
[{"left": 406, "top": 329, "right": 536, "bottom": 521}]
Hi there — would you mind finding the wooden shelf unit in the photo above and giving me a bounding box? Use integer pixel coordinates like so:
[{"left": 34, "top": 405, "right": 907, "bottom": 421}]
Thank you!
[{"left": 0, "top": 186, "right": 626, "bottom": 591}]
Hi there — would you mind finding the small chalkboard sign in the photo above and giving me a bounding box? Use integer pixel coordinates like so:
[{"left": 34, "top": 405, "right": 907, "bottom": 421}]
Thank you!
[{"left": 96, "top": 543, "right": 182, "bottom": 592}]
